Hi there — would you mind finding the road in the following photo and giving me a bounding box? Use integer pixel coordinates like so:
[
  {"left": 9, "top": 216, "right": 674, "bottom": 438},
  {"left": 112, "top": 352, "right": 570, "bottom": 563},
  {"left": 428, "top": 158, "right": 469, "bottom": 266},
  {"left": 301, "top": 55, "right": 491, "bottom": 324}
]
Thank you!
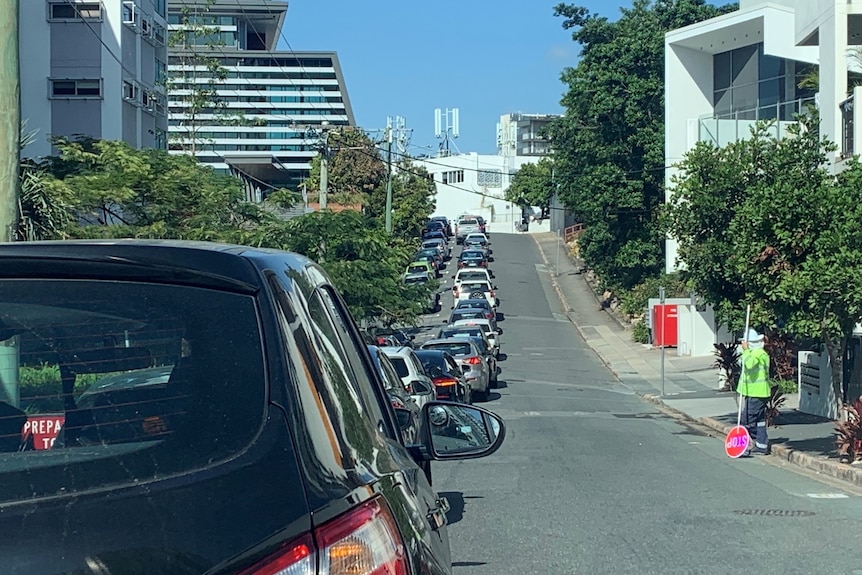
[{"left": 416, "top": 233, "right": 862, "bottom": 575}]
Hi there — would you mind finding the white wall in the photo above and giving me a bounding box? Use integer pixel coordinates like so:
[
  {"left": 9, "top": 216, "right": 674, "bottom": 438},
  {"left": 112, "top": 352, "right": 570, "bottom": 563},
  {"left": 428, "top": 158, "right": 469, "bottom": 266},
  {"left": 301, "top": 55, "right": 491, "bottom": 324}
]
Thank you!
[
  {"left": 413, "top": 153, "right": 540, "bottom": 228},
  {"left": 20, "top": 1, "right": 52, "bottom": 159}
]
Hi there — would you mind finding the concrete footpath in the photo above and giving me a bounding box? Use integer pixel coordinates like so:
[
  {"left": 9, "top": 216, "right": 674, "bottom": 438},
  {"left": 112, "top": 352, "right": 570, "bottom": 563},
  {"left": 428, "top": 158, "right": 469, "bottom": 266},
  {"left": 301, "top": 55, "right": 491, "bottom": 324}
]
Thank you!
[{"left": 531, "top": 232, "right": 862, "bottom": 487}]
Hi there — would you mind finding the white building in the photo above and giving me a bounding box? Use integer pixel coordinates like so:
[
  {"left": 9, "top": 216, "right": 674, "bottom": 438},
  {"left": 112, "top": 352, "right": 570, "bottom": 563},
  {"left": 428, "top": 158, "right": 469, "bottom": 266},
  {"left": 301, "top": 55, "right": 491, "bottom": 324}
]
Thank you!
[
  {"left": 412, "top": 153, "right": 542, "bottom": 233},
  {"left": 20, "top": 0, "right": 168, "bottom": 160},
  {"left": 664, "top": 0, "right": 862, "bottom": 273}
]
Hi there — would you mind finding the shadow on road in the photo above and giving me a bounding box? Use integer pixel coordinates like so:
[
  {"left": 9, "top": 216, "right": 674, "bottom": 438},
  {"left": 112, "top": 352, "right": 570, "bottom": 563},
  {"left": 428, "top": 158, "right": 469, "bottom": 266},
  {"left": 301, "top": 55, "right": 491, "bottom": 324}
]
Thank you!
[
  {"left": 481, "top": 392, "right": 503, "bottom": 403},
  {"left": 439, "top": 491, "right": 465, "bottom": 524},
  {"left": 497, "top": 353, "right": 509, "bottom": 362},
  {"left": 453, "top": 561, "right": 488, "bottom": 568},
  {"left": 493, "top": 380, "right": 510, "bottom": 389}
]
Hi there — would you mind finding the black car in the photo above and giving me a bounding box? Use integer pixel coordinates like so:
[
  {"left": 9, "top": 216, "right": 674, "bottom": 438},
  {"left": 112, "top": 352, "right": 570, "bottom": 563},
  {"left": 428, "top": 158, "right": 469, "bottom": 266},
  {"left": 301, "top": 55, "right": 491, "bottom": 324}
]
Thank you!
[
  {"left": 457, "top": 249, "right": 489, "bottom": 269},
  {"left": 0, "top": 240, "right": 505, "bottom": 574},
  {"left": 414, "top": 350, "right": 471, "bottom": 404}
]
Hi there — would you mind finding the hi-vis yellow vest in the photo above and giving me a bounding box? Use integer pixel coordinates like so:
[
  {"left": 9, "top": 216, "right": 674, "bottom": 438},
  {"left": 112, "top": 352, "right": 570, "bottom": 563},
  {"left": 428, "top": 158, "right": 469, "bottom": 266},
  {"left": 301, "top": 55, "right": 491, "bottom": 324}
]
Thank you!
[{"left": 738, "top": 348, "right": 771, "bottom": 398}]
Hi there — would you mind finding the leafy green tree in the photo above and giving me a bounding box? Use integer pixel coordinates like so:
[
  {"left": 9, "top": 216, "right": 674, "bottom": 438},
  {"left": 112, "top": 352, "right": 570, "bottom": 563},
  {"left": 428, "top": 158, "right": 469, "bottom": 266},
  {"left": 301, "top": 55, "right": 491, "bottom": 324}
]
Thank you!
[
  {"left": 549, "top": 0, "right": 735, "bottom": 290},
  {"left": 504, "top": 157, "right": 554, "bottom": 214},
  {"left": 24, "top": 137, "right": 271, "bottom": 241},
  {"left": 306, "top": 129, "right": 386, "bottom": 206},
  {"left": 256, "top": 210, "right": 429, "bottom": 324},
  {"left": 366, "top": 160, "right": 436, "bottom": 241},
  {"left": 666, "top": 116, "right": 862, "bottom": 411}
]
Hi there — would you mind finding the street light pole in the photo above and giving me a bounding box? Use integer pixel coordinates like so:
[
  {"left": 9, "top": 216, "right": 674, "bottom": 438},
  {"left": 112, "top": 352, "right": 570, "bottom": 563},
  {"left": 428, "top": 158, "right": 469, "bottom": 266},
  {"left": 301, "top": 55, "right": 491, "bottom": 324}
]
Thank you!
[{"left": 660, "top": 286, "right": 666, "bottom": 397}]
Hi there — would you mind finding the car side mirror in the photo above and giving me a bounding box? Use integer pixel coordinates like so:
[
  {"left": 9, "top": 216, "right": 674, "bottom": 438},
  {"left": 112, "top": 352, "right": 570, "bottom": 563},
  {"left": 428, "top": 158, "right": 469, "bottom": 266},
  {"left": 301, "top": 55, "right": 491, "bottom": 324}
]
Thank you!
[
  {"left": 411, "top": 379, "right": 432, "bottom": 395},
  {"left": 415, "top": 402, "right": 506, "bottom": 460}
]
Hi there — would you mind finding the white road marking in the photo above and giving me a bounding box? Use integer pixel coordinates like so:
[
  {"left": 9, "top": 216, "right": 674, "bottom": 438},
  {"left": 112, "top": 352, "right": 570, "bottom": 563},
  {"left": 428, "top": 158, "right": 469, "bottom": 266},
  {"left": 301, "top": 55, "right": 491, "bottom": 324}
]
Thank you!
[{"left": 806, "top": 493, "right": 850, "bottom": 499}]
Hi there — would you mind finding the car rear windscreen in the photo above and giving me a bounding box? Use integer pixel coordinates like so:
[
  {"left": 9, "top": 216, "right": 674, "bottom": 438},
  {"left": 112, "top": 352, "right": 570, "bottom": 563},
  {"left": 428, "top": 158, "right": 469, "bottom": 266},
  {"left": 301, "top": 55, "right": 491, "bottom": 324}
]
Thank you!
[
  {"left": 0, "top": 279, "right": 266, "bottom": 504},
  {"left": 424, "top": 342, "right": 473, "bottom": 356},
  {"left": 387, "top": 356, "right": 410, "bottom": 379}
]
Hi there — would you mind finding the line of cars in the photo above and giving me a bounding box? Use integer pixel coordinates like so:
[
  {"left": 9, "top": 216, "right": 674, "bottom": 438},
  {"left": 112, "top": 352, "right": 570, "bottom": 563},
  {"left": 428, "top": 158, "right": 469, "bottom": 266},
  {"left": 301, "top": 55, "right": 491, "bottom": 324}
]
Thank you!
[{"left": 366, "top": 215, "right": 503, "bottom": 458}]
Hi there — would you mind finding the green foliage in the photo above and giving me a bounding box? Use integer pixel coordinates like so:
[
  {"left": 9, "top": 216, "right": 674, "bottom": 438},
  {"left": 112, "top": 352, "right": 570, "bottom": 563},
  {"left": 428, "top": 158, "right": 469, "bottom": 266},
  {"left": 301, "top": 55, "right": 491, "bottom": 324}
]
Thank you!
[
  {"left": 618, "top": 272, "right": 689, "bottom": 317},
  {"left": 366, "top": 160, "right": 436, "bottom": 241},
  {"left": 252, "top": 210, "right": 426, "bottom": 325},
  {"left": 632, "top": 319, "right": 651, "bottom": 344},
  {"left": 771, "top": 379, "right": 798, "bottom": 394},
  {"left": 549, "top": 0, "right": 735, "bottom": 290},
  {"left": 666, "top": 114, "right": 862, "bottom": 406},
  {"left": 307, "top": 129, "right": 386, "bottom": 206},
  {"left": 505, "top": 158, "right": 554, "bottom": 212}
]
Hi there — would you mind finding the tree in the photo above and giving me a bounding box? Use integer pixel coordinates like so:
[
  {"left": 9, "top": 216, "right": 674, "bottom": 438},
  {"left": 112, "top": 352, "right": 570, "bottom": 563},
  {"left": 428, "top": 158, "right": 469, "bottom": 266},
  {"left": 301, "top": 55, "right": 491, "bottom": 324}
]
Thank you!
[
  {"left": 549, "top": 0, "right": 735, "bottom": 290},
  {"left": 504, "top": 157, "right": 554, "bottom": 215},
  {"left": 665, "top": 116, "right": 862, "bottom": 412},
  {"left": 306, "top": 128, "right": 386, "bottom": 206},
  {"left": 256, "top": 210, "right": 430, "bottom": 324},
  {"left": 22, "top": 137, "right": 270, "bottom": 241},
  {"left": 365, "top": 159, "right": 436, "bottom": 241}
]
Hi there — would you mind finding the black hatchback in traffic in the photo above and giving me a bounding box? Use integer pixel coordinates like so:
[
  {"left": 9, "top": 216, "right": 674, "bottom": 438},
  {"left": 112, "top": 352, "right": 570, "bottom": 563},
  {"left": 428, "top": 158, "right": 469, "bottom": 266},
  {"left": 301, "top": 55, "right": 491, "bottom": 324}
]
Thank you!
[{"left": 0, "top": 240, "right": 505, "bottom": 574}]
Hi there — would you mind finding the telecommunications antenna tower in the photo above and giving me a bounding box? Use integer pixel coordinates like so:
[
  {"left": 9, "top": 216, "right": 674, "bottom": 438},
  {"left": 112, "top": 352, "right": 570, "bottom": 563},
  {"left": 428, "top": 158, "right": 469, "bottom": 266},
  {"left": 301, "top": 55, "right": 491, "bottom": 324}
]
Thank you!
[{"left": 434, "top": 107, "right": 460, "bottom": 156}]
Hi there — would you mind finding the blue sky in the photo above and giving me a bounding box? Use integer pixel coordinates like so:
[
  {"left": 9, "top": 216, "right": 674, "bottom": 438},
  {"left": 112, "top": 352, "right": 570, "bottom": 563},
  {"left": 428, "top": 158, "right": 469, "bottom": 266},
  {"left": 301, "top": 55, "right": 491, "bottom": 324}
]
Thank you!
[{"left": 279, "top": 1, "right": 630, "bottom": 154}]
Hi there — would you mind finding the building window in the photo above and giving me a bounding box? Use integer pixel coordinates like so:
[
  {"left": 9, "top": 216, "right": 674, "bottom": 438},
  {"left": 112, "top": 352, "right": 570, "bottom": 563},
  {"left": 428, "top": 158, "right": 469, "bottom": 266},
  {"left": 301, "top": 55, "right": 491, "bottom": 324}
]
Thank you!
[
  {"left": 155, "top": 58, "right": 167, "bottom": 85},
  {"left": 48, "top": 1, "right": 101, "bottom": 21},
  {"left": 122, "top": 80, "right": 139, "bottom": 102},
  {"left": 477, "top": 170, "right": 502, "bottom": 188},
  {"left": 441, "top": 170, "right": 464, "bottom": 185},
  {"left": 154, "top": 0, "right": 166, "bottom": 18},
  {"left": 50, "top": 79, "right": 102, "bottom": 98}
]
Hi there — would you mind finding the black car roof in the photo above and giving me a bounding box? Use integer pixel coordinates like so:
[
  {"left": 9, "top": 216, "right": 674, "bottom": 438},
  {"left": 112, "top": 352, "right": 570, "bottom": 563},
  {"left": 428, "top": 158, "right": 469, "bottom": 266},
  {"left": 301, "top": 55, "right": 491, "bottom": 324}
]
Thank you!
[{"left": 0, "top": 239, "right": 323, "bottom": 295}]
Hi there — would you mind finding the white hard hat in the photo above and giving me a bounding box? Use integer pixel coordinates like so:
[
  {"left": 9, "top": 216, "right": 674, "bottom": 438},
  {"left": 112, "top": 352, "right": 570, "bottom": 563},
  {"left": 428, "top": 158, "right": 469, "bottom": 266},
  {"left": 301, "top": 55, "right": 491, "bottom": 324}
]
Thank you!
[{"left": 744, "top": 328, "right": 764, "bottom": 343}]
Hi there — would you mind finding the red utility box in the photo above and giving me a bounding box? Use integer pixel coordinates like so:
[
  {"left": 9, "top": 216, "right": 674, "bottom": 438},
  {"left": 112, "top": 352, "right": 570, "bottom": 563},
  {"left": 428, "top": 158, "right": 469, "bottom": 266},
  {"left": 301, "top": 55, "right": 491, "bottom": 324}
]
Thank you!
[{"left": 652, "top": 304, "right": 678, "bottom": 347}]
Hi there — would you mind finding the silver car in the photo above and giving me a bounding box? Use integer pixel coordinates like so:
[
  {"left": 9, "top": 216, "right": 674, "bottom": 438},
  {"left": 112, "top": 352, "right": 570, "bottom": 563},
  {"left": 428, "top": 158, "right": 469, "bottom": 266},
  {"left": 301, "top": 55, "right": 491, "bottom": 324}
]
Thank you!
[{"left": 420, "top": 338, "right": 491, "bottom": 402}]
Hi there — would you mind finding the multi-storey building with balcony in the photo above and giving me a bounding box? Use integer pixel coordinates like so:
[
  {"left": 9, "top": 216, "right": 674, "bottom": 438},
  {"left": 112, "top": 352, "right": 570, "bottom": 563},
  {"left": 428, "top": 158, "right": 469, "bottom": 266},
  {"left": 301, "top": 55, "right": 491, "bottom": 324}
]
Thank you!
[
  {"left": 167, "top": 0, "right": 354, "bottom": 201},
  {"left": 664, "top": 0, "right": 862, "bottom": 274},
  {"left": 20, "top": 0, "right": 168, "bottom": 160},
  {"left": 496, "top": 113, "right": 556, "bottom": 157}
]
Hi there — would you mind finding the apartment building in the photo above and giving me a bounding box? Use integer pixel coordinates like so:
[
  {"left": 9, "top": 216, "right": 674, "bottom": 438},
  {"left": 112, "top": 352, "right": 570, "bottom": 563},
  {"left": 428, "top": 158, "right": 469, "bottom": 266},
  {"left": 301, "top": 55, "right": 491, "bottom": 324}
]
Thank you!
[
  {"left": 166, "top": 0, "right": 354, "bottom": 201},
  {"left": 20, "top": 0, "right": 168, "bottom": 160},
  {"left": 496, "top": 112, "right": 556, "bottom": 157},
  {"left": 664, "top": 0, "right": 862, "bottom": 273}
]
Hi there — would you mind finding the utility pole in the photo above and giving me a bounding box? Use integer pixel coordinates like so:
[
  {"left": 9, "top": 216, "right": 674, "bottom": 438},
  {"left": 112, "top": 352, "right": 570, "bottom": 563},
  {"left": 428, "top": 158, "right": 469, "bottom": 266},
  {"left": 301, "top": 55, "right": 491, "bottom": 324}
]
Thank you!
[
  {"left": 318, "top": 121, "right": 330, "bottom": 210},
  {"left": 384, "top": 121, "right": 393, "bottom": 233},
  {"left": 0, "top": 0, "right": 20, "bottom": 243},
  {"left": 0, "top": 0, "right": 20, "bottom": 408}
]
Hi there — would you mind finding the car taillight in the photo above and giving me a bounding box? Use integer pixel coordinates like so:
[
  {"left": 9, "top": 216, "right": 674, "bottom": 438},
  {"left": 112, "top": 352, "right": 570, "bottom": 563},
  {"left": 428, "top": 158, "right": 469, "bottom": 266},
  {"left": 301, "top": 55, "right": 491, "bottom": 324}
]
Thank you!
[
  {"left": 480, "top": 261, "right": 486, "bottom": 267},
  {"left": 403, "top": 382, "right": 413, "bottom": 393},
  {"left": 489, "top": 291, "right": 495, "bottom": 298},
  {"left": 390, "top": 396, "right": 406, "bottom": 409},
  {"left": 433, "top": 376, "right": 458, "bottom": 386},
  {"left": 485, "top": 312, "right": 494, "bottom": 319},
  {"left": 239, "top": 498, "right": 408, "bottom": 575},
  {"left": 464, "top": 357, "right": 482, "bottom": 365}
]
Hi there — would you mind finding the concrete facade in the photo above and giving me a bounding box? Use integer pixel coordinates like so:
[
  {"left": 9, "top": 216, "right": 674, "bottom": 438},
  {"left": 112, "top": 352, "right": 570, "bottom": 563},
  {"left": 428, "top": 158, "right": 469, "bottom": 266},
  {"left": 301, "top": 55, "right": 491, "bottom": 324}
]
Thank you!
[{"left": 21, "top": 0, "right": 168, "bottom": 160}]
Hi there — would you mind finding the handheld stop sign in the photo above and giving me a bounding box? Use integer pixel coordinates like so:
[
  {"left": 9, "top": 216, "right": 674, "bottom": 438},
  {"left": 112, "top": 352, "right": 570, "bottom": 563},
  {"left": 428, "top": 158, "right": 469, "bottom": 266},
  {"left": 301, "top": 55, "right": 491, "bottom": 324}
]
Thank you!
[{"left": 725, "top": 426, "right": 750, "bottom": 458}]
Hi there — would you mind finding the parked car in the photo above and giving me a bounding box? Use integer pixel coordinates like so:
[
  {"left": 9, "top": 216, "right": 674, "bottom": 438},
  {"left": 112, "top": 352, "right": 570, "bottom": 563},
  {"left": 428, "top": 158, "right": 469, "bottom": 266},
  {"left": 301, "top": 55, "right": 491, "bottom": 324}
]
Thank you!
[
  {"left": 463, "top": 233, "right": 492, "bottom": 258},
  {"left": 455, "top": 279, "right": 498, "bottom": 308},
  {"left": 404, "top": 273, "right": 441, "bottom": 313},
  {"left": 414, "top": 350, "right": 471, "bottom": 404},
  {"left": 371, "top": 327, "right": 416, "bottom": 348},
  {"left": 368, "top": 345, "right": 426, "bottom": 444},
  {"left": 421, "top": 338, "right": 491, "bottom": 402},
  {"left": 429, "top": 215, "right": 453, "bottom": 236},
  {"left": 451, "top": 318, "right": 501, "bottom": 357},
  {"left": 450, "top": 298, "right": 498, "bottom": 331},
  {"left": 0, "top": 239, "right": 506, "bottom": 574},
  {"left": 415, "top": 248, "right": 444, "bottom": 272},
  {"left": 457, "top": 249, "right": 489, "bottom": 270},
  {"left": 405, "top": 259, "right": 436, "bottom": 279},
  {"left": 423, "top": 237, "right": 450, "bottom": 260},
  {"left": 440, "top": 322, "right": 499, "bottom": 357},
  {"left": 382, "top": 346, "right": 439, "bottom": 409},
  {"left": 455, "top": 217, "right": 481, "bottom": 244}
]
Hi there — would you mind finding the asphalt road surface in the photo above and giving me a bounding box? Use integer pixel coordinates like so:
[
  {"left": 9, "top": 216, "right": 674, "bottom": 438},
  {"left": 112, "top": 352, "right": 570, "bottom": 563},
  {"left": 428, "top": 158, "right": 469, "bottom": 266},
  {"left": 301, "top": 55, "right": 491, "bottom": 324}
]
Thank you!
[{"left": 415, "top": 233, "right": 862, "bottom": 575}]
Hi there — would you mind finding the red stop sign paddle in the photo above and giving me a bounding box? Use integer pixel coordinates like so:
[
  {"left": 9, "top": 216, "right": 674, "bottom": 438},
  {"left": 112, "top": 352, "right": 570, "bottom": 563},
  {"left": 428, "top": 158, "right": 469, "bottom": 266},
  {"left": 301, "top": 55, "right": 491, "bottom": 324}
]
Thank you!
[{"left": 725, "top": 425, "right": 750, "bottom": 458}]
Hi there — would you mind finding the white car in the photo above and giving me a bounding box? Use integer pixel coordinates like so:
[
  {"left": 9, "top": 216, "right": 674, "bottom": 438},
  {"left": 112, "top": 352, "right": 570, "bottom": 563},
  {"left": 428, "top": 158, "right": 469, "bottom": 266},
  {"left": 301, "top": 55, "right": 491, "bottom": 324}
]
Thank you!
[
  {"left": 456, "top": 280, "right": 498, "bottom": 308},
  {"left": 451, "top": 318, "right": 500, "bottom": 357},
  {"left": 452, "top": 268, "right": 494, "bottom": 298},
  {"left": 381, "top": 346, "right": 437, "bottom": 409}
]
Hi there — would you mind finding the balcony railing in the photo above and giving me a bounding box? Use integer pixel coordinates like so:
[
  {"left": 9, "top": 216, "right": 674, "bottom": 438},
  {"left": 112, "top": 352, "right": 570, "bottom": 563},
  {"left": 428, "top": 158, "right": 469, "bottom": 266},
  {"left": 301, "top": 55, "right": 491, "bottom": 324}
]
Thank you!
[
  {"left": 699, "top": 97, "right": 817, "bottom": 146},
  {"left": 840, "top": 95, "right": 854, "bottom": 160}
]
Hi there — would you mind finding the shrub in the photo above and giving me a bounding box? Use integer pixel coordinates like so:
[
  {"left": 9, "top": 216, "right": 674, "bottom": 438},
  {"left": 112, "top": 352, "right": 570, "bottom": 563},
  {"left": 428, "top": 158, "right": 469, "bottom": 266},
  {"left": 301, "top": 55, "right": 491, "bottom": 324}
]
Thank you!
[
  {"left": 632, "top": 319, "right": 651, "bottom": 344},
  {"left": 619, "top": 273, "right": 689, "bottom": 318}
]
